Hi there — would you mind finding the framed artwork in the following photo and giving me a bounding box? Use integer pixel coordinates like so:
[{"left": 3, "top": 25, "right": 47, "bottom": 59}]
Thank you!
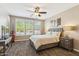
[
  {"left": 50, "top": 17, "right": 61, "bottom": 27},
  {"left": 57, "top": 17, "right": 61, "bottom": 26}
]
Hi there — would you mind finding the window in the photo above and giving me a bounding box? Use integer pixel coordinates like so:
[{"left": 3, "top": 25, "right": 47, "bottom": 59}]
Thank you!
[
  {"left": 25, "top": 20, "right": 33, "bottom": 35},
  {"left": 16, "top": 18, "right": 43, "bottom": 36},
  {"left": 0, "top": 18, "right": 10, "bottom": 38},
  {"left": 34, "top": 20, "right": 41, "bottom": 35},
  {"left": 16, "top": 18, "right": 25, "bottom": 36}
]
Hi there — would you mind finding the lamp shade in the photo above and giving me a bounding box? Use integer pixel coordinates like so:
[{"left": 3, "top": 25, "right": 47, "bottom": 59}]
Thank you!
[{"left": 63, "top": 26, "right": 76, "bottom": 31}]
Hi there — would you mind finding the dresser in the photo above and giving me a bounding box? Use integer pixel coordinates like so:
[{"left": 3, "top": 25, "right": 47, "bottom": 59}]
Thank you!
[
  {"left": 59, "top": 36, "right": 73, "bottom": 51},
  {"left": 0, "top": 37, "right": 12, "bottom": 55}
]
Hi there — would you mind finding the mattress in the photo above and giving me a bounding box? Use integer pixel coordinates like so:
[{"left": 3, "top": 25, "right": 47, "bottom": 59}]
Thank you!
[{"left": 30, "top": 34, "right": 60, "bottom": 49}]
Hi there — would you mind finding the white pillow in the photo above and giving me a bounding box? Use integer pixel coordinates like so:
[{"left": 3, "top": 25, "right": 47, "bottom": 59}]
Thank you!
[
  {"left": 52, "top": 32, "right": 61, "bottom": 37},
  {"left": 46, "top": 31, "right": 61, "bottom": 37},
  {"left": 46, "top": 32, "right": 51, "bottom": 35},
  {"left": 52, "top": 32, "right": 58, "bottom": 36}
]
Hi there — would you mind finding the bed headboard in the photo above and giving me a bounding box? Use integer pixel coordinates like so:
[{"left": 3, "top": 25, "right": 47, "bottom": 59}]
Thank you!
[{"left": 48, "top": 27, "right": 63, "bottom": 32}]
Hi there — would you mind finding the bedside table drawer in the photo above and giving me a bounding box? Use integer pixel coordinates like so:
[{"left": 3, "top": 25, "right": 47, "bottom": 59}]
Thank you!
[
  {"left": 59, "top": 38, "right": 73, "bottom": 51},
  {"left": 64, "top": 39, "right": 69, "bottom": 42},
  {"left": 64, "top": 39, "right": 72, "bottom": 43}
]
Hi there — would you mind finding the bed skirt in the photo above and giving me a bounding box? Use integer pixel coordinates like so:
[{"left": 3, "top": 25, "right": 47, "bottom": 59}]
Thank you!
[{"left": 29, "top": 39, "right": 59, "bottom": 52}]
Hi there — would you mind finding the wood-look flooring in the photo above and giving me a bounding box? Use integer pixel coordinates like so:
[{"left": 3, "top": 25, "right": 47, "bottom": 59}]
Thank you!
[{"left": 3, "top": 40, "right": 79, "bottom": 56}]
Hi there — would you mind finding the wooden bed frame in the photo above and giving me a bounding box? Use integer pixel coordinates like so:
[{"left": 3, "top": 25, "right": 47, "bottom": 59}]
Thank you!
[{"left": 29, "top": 39, "right": 59, "bottom": 52}]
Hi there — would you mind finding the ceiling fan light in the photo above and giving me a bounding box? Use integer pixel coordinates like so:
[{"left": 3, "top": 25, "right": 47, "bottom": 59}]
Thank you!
[{"left": 35, "top": 13, "right": 39, "bottom": 16}]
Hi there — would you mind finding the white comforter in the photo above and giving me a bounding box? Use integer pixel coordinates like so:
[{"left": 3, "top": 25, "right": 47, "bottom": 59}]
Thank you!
[{"left": 30, "top": 35, "right": 60, "bottom": 49}]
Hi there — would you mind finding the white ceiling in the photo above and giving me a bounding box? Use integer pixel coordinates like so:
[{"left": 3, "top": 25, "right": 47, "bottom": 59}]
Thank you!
[{"left": 0, "top": 3, "right": 78, "bottom": 19}]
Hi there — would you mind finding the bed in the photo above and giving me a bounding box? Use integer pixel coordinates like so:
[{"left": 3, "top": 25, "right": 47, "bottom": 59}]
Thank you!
[{"left": 30, "top": 28, "right": 62, "bottom": 51}]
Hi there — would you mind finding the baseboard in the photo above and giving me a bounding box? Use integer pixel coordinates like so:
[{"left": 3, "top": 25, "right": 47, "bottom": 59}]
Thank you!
[{"left": 74, "top": 49, "right": 79, "bottom": 52}]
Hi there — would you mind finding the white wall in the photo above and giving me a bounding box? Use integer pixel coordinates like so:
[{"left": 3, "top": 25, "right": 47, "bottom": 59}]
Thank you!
[{"left": 45, "top": 5, "right": 79, "bottom": 51}]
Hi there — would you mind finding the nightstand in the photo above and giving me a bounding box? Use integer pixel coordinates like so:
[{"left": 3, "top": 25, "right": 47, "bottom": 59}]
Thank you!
[{"left": 59, "top": 36, "right": 73, "bottom": 51}]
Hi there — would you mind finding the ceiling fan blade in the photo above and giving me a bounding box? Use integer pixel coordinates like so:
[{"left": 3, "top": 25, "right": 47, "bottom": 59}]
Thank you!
[{"left": 39, "top": 12, "right": 47, "bottom": 14}]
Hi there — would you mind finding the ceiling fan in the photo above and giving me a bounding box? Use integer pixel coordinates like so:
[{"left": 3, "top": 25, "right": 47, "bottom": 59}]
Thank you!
[{"left": 26, "top": 6, "right": 47, "bottom": 17}]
